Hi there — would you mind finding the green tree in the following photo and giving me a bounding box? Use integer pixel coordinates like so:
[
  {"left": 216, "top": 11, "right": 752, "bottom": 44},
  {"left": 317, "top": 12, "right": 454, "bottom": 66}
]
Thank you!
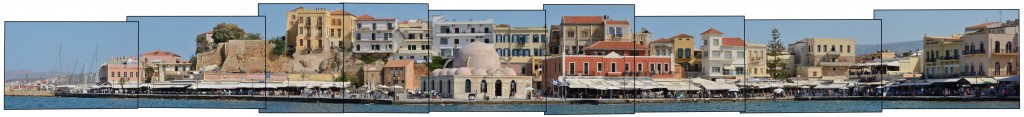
[
  {"left": 245, "top": 33, "right": 262, "bottom": 40},
  {"left": 270, "top": 36, "right": 292, "bottom": 56},
  {"left": 361, "top": 55, "right": 378, "bottom": 64},
  {"left": 195, "top": 34, "right": 209, "bottom": 53},
  {"left": 427, "top": 56, "right": 450, "bottom": 71},
  {"left": 335, "top": 75, "right": 348, "bottom": 82},
  {"left": 766, "top": 28, "right": 791, "bottom": 79},
  {"left": 118, "top": 77, "right": 126, "bottom": 91},
  {"left": 211, "top": 23, "right": 247, "bottom": 44},
  {"left": 144, "top": 66, "right": 155, "bottom": 83}
]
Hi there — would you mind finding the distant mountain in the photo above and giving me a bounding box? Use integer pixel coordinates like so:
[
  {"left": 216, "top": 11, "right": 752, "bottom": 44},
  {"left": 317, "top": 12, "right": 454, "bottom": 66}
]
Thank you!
[
  {"left": 3, "top": 70, "right": 93, "bottom": 82},
  {"left": 856, "top": 40, "right": 922, "bottom": 55}
]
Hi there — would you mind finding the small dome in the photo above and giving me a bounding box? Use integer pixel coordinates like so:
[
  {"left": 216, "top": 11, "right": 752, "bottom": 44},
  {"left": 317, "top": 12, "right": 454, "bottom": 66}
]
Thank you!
[
  {"left": 431, "top": 69, "right": 442, "bottom": 76},
  {"left": 473, "top": 68, "right": 489, "bottom": 76},
  {"left": 487, "top": 68, "right": 502, "bottom": 75},
  {"left": 445, "top": 68, "right": 457, "bottom": 75},
  {"left": 456, "top": 68, "right": 473, "bottom": 76}
]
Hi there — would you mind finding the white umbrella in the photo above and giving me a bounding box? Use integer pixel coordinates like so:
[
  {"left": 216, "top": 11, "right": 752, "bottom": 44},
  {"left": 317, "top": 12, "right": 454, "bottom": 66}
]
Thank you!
[
  {"left": 728, "top": 89, "right": 740, "bottom": 92},
  {"left": 524, "top": 87, "right": 535, "bottom": 91},
  {"left": 773, "top": 88, "right": 784, "bottom": 93},
  {"left": 799, "top": 86, "right": 810, "bottom": 89}
]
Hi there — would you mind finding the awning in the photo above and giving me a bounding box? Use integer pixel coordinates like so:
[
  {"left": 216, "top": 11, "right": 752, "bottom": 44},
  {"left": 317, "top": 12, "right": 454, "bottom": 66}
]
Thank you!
[
  {"left": 700, "top": 83, "right": 740, "bottom": 90},
  {"left": 194, "top": 83, "right": 236, "bottom": 89},
  {"left": 997, "top": 76, "right": 1019, "bottom": 82},
  {"left": 961, "top": 78, "right": 998, "bottom": 85},
  {"left": 150, "top": 84, "right": 191, "bottom": 89},
  {"left": 814, "top": 83, "right": 848, "bottom": 89}
]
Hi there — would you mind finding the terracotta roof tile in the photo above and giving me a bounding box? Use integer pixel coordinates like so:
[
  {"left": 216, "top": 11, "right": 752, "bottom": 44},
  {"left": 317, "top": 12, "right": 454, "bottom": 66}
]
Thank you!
[
  {"left": 701, "top": 28, "right": 724, "bottom": 35},
  {"left": 141, "top": 50, "right": 181, "bottom": 57},
  {"left": 966, "top": 22, "right": 1000, "bottom": 29},
  {"left": 562, "top": 16, "right": 604, "bottom": 25},
  {"left": 383, "top": 60, "right": 415, "bottom": 68},
  {"left": 583, "top": 41, "right": 649, "bottom": 50},
  {"left": 331, "top": 9, "right": 352, "bottom": 15},
  {"left": 721, "top": 37, "right": 745, "bottom": 46},
  {"left": 651, "top": 38, "right": 673, "bottom": 43},
  {"left": 671, "top": 33, "right": 693, "bottom": 38},
  {"left": 355, "top": 14, "right": 395, "bottom": 21}
]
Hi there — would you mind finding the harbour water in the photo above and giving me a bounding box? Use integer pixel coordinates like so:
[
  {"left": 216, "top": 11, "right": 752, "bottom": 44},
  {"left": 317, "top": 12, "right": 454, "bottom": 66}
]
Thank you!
[{"left": 4, "top": 96, "right": 1019, "bottom": 113}]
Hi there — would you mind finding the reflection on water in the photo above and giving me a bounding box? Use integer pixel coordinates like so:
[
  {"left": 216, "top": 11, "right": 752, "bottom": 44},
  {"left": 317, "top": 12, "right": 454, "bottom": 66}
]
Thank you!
[
  {"left": 5, "top": 96, "right": 137, "bottom": 109},
  {"left": 637, "top": 101, "right": 744, "bottom": 112},
  {"left": 430, "top": 104, "right": 545, "bottom": 112},
  {"left": 545, "top": 104, "right": 634, "bottom": 115},
  {"left": 745, "top": 100, "right": 883, "bottom": 113},
  {"left": 884, "top": 100, "right": 1020, "bottom": 109}
]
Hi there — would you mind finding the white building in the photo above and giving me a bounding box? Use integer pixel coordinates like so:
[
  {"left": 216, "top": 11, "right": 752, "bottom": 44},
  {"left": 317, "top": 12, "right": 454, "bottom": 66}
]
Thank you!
[
  {"left": 390, "top": 19, "right": 435, "bottom": 63},
  {"left": 699, "top": 29, "right": 748, "bottom": 79},
  {"left": 431, "top": 15, "right": 495, "bottom": 58},
  {"left": 353, "top": 14, "right": 398, "bottom": 54}
]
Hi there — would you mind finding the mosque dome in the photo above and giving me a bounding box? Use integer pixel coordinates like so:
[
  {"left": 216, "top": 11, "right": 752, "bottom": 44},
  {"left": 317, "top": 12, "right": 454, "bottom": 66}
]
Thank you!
[
  {"left": 503, "top": 68, "right": 517, "bottom": 76},
  {"left": 431, "top": 69, "right": 443, "bottom": 76},
  {"left": 445, "top": 68, "right": 458, "bottom": 75},
  {"left": 473, "top": 68, "right": 489, "bottom": 76},
  {"left": 452, "top": 42, "right": 502, "bottom": 69}
]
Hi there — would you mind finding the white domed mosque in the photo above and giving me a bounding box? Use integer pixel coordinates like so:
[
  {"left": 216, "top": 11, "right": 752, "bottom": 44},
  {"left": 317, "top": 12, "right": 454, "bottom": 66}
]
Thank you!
[{"left": 423, "top": 42, "right": 534, "bottom": 100}]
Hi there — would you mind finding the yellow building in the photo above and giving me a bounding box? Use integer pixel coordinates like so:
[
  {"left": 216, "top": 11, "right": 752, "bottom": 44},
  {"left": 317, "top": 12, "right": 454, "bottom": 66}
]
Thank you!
[
  {"left": 746, "top": 44, "right": 770, "bottom": 78},
  {"left": 923, "top": 35, "right": 962, "bottom": 78},
  {"left": 494, "top": 24, "right": 548, "bottom": 76},
  {"left": 787, "top": 38, "right": 856, "bottom": 80},
  {"left": 660, "top": 33, "right": 701, "bottom": 78},
  {"left": 286, "top": 7, "right": 355, "bottom": 54}
]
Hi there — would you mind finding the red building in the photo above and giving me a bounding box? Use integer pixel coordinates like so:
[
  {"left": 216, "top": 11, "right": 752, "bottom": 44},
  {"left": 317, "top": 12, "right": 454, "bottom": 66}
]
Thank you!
[{"left": 542, "top": 41, "right": 676, "bottom": 95}]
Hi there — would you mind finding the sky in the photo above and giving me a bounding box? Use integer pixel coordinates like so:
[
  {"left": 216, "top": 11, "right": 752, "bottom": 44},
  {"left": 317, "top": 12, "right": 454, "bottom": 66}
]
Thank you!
[
  {"left": 258, "top": 3, "right": 343, "bottom": 38},
  {"left": 128, "top": 16, "right": 266, "bottom": 59},
  {"left": 745, "top": 20, "right": 882, "bottom": 45},
  {"left": 346, "top": 3, "right": 428, "bottom": 22},
  {"left": 5, "top": 22, "right": 139, "bottom": 72},
  {"left": 876, "top": 10, "right": 1019, "bottom": 43},
  {"left": 635, "top": 16, "right": 744, "bottom": 45},
  {"left": 429, "top": 10, "right": 545, "bottom": 27},
  {"left": 544, "top": 5, "right": 634, "bottom": 26}
]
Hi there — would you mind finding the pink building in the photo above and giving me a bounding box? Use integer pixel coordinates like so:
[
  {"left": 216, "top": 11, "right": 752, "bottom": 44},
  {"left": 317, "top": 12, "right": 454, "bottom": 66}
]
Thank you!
[{"left": 100, "top": 56, "right": 142, "bottom": 85}]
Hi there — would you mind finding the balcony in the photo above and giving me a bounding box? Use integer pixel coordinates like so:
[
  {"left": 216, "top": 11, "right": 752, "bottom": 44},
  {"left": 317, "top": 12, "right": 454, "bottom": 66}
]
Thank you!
[
  {"left": 993, "top": 49, "right": 1019, "bottom": 56},
  {"left": 819, "top": 61, "right": 854, "bottom": 66}
]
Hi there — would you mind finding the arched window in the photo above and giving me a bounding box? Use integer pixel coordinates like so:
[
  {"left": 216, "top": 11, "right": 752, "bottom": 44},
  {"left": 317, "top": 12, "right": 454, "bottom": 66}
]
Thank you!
[
  {"left": 431, "top": 80, "right": 436, "bottom": 91},
  {"left": 510, "top": 81, "right": 518, "bottom": 94},
  {"left": 995, "top": 62, "right": 1002, "bottom": 75},
  {"left": 464, "top": 79, "right": 471, "bottom": 93},
  {"left": 1009, "top": 62, "right": 1015, "bottom": 75},
  {"left": 481, "top": 80, "right": 488, "bottom": 93},
  {"left": 422, "top": 80, "right": 427, "bottom": 91},
  {"left": 495, "top": 80, "right": 503, "bottom": 96},
  {"left": 447, "top": 80, "right": 452, "bottom": 94},
  {"left": 1008, "top": 42, "right": 1014, "bottom": 53},
  {"left": 996, "top": 41, "right": 1001, "bottom": 53}
]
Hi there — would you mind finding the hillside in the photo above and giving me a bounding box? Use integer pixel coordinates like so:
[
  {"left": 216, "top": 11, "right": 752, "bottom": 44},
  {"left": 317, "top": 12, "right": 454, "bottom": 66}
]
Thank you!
[{"left": 856, "top": 40, "right": 922, "bottom": 55}]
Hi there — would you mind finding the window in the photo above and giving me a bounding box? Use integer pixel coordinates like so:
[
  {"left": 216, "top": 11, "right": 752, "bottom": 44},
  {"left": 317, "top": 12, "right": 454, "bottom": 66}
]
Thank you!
[
  {"left": 737, "top": 51, "right": 745, "bottom": 58},
  {"left": 567, "top": 31, "right": 575, "bottom": 38},
  {"left": 724, "top": 51, "right": 733, "bottom": 59},
  {"left": 712, "top": 67, "right": 721, "bottom": 73},
  {"left": 510, "top": 81, "right": 517, "bottom": 94},
  {"left": 495, "top": 80, "right": 502, "bottom": 96},
  {"left": 454, "top": 39, "right": 460, "bottom": 44},
  {"left": 597, "top": 62, "right": 603, "bottom": 72},
  {"left": 637, "top": 63, "right": 643, "bottom": 74},
  {"left": 569, "top": 63, "right": 576, "bottom": 74},
  {"left": 583, "top": 63, "right": 590, "bottom": 75},
  {"left": 713, "top": 39, "right": 720, "bottom": 46},
  {"left": 481, "top": 80, "right": 488, "bottom": 93},
  {"left": 581, "top": 31, "right": 589, "bottom": 38}
]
